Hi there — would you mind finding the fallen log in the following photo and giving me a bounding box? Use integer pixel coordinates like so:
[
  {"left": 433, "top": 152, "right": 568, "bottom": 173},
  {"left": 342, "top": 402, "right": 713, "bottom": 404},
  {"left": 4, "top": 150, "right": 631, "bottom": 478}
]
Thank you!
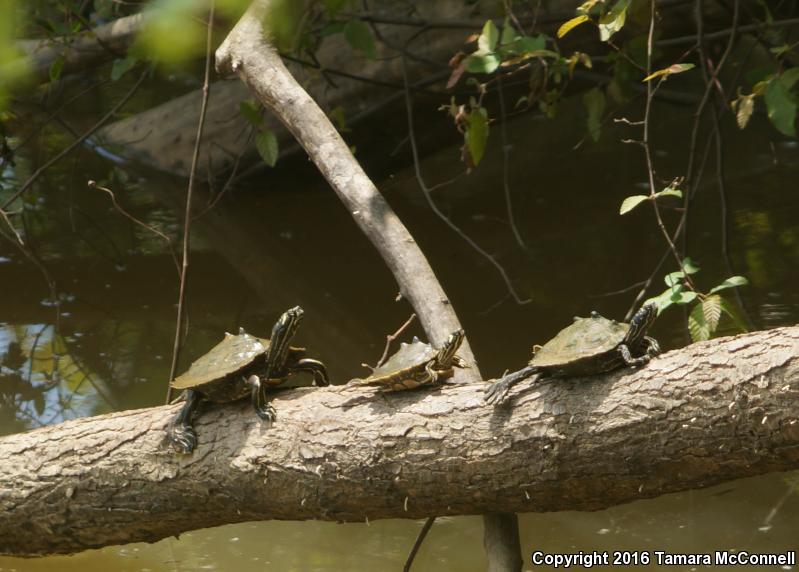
[{"left": 1, "top": 326, "right": 797, "bottom": 557}]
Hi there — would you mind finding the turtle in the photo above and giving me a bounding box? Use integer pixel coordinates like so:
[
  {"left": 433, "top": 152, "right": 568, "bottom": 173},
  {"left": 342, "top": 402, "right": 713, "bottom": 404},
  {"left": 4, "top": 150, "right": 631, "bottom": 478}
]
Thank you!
[
  {"left": 484, "top": 302, "right": 660, "bottom": 405},
  {"left": 352, "top": 329, "right": 467, "bottom": 392},
  {"left": 165, "top": 306, "right": 328, "bottom": 453}
]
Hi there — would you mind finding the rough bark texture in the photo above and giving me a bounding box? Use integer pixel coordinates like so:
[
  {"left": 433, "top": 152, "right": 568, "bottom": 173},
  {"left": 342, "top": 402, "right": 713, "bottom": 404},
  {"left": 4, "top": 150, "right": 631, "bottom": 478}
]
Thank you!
[{"left": 1, "top": 327, "right": 798, "bottom": 557}]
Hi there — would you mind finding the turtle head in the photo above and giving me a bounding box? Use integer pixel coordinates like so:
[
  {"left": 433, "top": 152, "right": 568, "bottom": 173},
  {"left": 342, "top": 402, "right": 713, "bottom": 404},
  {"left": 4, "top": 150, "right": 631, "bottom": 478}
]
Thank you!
[
  {"left": 275, "top": 306, "right": 304, "bottom": 333},
  {"left": 436, "top": 329, "right": 465, "bottom": 368},
  {"left": 266, "top": 306, "right": 304, "bottom": 375},
  {"left": 625, "top": 302, "right": 658, "bottom": 345}
]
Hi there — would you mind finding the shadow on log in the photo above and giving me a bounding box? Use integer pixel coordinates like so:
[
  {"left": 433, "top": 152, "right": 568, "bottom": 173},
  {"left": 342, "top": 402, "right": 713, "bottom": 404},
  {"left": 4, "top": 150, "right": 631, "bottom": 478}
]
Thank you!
[{"left": 1, "top": 326, "right": 797, "bottom": 556}]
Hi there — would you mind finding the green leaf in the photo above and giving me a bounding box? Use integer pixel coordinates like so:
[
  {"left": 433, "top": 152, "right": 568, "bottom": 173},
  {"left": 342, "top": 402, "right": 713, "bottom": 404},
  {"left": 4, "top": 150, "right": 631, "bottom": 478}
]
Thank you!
[
  {"left": 645, "top": 287, "right": 680, "bottom": 313},
  {"left": 670, "top": 290, "right": 697, "bottom": 305},
  {"left": 500, "top": 20, "right": 518, "bottom": 47},
  {"left": 464, "top": 53, "right": 500, "bottom": 74},
  {"left": 465, "top": 107, "right": 489, "bottom": 166},
  {"left": 558, "top": 15, "right": 589, "bottom": 38},
  {"left": 664, "top": 271, "right": 684, "bottom": 287},
  {"left": 745, "top": 66, "right": 772, "bottom": 87},
  {"left": 782, "top": 68, "right": 799, "bottom": 89},
  {"left": 688, "top": 302, "right": 708, "bottom": 342},
  {"left": 344, "top": 20, "right": 377, "bottom": 59},
  {"left": 681, "top": 257, "right": 700, "bottom": 275},
  {"left": 49, "top": 55, "right": 65, "bottom": 82},
  {"left": 583, "top": 87, "right": 605, "bottom": 142},
  {"left": 478, "top": 20, "right": 499, "bottom": 53},
  {"left": 654, "top": 188, "right": 683, "bottom": 199},
  {"left": 111, "top": 56, "right": 137, "bottom": 81},
  {"left": 764, "top": 76, "right": 797, "bottom": 137},
  {"left": 619, "top": 194, "right": 648, "bottom": 215},
  {"left": 598, "top": 0, "right": 630, "bottom": 42},
  {"left": 514, "top": 35, "right": 546, "bottom": 54},
  {"left": 770, "top": 44, "right": 791, "bottom": 58},
  {"left": 709, "top": 275, "right": 749, "bottom": 294},
  {"left": 322, "top": 0, "right": 350, "bottom": 16},
  {"left": 689, "top": 295, "right": 722, "bottom": 342},
  {"left": 255, "top": 130, "right": 279, "bottom": 167},
  {"left": 643, "top": 63, "right": 695, "bottom": 82},
  {"left": 239, "top": 101, "right": 264, "bottom": 127}
]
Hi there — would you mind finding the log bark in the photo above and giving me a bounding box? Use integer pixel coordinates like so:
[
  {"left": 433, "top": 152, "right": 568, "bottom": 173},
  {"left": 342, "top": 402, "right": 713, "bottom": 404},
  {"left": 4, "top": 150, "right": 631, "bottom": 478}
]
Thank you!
[{"left": 1, "top": 326, "right": 798, "bottom": 557}]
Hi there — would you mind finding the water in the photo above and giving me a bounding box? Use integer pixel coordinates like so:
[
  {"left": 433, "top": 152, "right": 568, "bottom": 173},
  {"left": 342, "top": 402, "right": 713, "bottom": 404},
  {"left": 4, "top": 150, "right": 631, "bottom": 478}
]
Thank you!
[{"left": 1, "top": 88, "right": 798, "bottom": 570}]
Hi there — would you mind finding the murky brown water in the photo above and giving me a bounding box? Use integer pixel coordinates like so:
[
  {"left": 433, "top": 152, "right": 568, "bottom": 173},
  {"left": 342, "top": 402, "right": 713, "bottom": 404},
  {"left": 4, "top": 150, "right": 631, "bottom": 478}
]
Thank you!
[{"left": 1, "top": 86, "right": 798, "bottom": 570}]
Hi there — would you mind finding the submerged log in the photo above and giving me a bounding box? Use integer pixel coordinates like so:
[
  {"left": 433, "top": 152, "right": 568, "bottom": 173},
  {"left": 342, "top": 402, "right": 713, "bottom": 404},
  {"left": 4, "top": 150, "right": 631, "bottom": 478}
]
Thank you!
[
  {"left": 15, "top": 13, "right": 147, "bottom": 85},
  {"left": 1, "top": 326, "right": 797, "bottom": 556}
]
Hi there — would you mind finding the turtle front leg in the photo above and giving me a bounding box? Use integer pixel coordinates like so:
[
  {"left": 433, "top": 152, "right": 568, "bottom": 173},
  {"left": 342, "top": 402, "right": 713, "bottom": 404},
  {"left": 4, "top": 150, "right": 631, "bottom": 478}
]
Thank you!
[
  {"left": 256, "top": 307, "right": 302, "bottom": 420},
  {"left": 247, "top": 375, "right": 277, "bottom": 422},
  {"left": 421, "top": 361, "right": 439, "bottom": 385},
  {"left": 643, "top": 335, "right": 661, "bottom": 358},
  {"left": 618, "top": 343, "right": 655, "bottom": 367},
  {"left": 293, "top": 358, "right": 330, "bottom": 386},
  {"left": 484, "top": 365, "right": 539, "bottom": 405},
  {"left": 165, "top": 389, "right": 202, "bottom": 454}
]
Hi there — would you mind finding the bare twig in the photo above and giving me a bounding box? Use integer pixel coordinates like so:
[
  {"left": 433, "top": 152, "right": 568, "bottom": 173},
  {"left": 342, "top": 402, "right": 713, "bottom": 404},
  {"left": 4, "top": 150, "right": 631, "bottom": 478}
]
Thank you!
[
  {"left": 401, "top": 57, "right": 531, "bottom": 305},
  {"left": 496, "top": 73, "right": 527, "bottom": 251},
  {"left": 88, "top": 180, "right": 180, "bottom": 274},
  {"left": 376, "top": 313, "right": 417, "bottom": 368},
  {"left": 166, "top": 2, "right": 215, "bottom": 402},
  {"left": 0, "top": 209, "right": 24, "bottom": 245},
  {"left": 1, "top": 71, "right": 147, "bottom": 212},
  {"left": 643, "top": 1, "right": 690, "bottom": 284},
  {"left": 657, "top": 16, "right": 799, "bottom": 47},
  {"left": 402, "top": 517, "right": 435, "bottom": 572},
  {"left": 12, "top": 79, "right": 110, "bottom": 154}
]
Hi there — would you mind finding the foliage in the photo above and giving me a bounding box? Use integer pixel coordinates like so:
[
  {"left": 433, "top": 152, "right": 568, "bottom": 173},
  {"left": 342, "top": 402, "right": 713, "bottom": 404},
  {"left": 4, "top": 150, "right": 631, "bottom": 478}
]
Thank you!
[
  {"left": 240, "top": 100, "right": 280, "bottom": 167},
  {"left": 645, "top": 258, "right": 748, "bottom": 341},
  {"left": 0, "top": 0, "right": 29, "bottom": 110},
  {"left": 620, "top": 181, "right": 682, "bottom": 215},
  {"left": 439, "top": 0, "right": 799, "bottom": 341}
]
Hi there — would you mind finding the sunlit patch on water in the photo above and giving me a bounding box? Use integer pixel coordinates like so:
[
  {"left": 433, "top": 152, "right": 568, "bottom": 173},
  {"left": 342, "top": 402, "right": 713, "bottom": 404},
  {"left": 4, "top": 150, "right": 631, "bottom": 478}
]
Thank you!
[{"left": 0, "top": 323, "right": 114, "bottom": 432}]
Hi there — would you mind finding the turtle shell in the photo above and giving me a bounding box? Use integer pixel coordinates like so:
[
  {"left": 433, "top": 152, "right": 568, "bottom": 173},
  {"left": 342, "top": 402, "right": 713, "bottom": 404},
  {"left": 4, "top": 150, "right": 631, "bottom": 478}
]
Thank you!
[
  {"left": 359, "top": 338, "right": 442, "bottom": 391},
  {"left": 172, "top": 331, "right": 269, "bottom": 390},
  {"left": 530, "top": 313, "right": 629, "bottom": 375},
  {"left": 171, "top": 331, "right": 280, "bottom": 403}
]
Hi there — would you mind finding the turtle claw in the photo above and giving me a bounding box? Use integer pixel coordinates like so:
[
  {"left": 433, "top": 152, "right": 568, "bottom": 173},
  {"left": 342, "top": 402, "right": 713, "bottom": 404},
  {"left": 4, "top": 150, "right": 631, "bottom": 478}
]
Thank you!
[
  {"left": 484, "top": 380, "right": 511, "bottom": 405},
  {"left": 255, "top": 404, "right": 277, "bottom": 423},
  {"left": 167, "top": 425, "right": 197, "bottom": 454},
  {"left": 247, "top": 375, "right": 277, "bottom": 423}
]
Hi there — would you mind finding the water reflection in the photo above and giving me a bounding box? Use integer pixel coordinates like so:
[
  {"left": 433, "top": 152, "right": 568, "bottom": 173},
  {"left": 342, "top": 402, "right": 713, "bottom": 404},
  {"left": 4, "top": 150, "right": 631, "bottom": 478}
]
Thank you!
[
  {"left": 0, "top": 323, "right": 114, "bottom": 433},
  {"left": 1, "top": 474, "right": 796, "bottom": 571},
  {"left": 0, "top": 89, "right": 798, "bottom": 569}
]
